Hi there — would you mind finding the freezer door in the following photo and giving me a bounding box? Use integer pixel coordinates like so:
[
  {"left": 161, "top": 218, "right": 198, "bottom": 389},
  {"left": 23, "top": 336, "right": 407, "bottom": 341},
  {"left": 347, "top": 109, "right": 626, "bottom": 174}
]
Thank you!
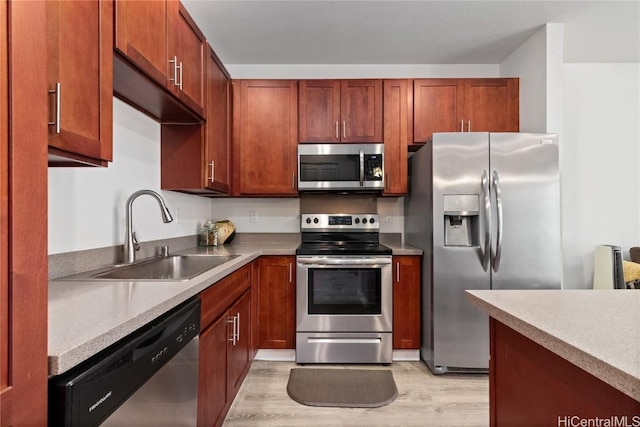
[
  {"left": 431, "top": 132, "right": 491, "bottom": 371},
  {"left": 489, "top": 133, "right": 562, "bottom": 290}
]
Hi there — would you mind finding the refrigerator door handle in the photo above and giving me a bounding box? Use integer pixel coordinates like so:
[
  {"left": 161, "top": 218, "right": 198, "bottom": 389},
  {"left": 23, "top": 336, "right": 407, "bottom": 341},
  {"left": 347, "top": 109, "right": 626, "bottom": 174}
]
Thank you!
[
  {"left": 492, "top": 170, "right": 503, "bottom": 272},
  {"left": 481, "top": 170, "right": 491, "bottom": 271}
]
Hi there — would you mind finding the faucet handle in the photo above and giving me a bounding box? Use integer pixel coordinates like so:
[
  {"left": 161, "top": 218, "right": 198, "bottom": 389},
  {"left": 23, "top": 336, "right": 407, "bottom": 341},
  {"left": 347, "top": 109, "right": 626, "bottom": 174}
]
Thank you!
[
  {"left": 160, "top": 246, "right": 169, "bottom": 257},
  {"left": 132, "top": 231, "right": 140, "bottom": 252}
]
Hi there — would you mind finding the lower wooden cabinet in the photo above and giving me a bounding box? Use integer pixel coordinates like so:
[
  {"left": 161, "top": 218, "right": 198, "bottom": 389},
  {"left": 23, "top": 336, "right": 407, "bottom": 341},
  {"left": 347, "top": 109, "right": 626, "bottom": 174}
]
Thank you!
[
  {"left": 258, "top": 256, "right": 296, "bottom": 349},
  {"left": 393, "top": 256, "right": 421, "bottom": 349},
  {"left": 198, "top": 265, "right": 253, "bottom": 427}
]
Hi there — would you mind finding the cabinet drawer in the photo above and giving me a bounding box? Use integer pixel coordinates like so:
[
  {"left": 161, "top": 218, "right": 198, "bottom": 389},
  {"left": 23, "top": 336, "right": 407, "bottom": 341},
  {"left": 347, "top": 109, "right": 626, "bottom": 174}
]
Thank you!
[{"left": 200, "top": 264, "right": 251, "bottom": 327}]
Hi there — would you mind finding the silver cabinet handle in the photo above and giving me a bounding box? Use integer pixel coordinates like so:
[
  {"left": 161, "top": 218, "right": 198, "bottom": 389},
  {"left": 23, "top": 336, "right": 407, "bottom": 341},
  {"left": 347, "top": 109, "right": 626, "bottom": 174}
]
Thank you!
[
  {"left": 291, "top": 173, "right": 296, "bottom": 190},
  {"left": 460, "top": 120, "right": 464, "bottom": 132},
  {"left": 227, "top": 315, "right": 237, "bottom": 345},
  {"left": 289, "top": 262, "right": 292, "bottom": 283},
  {"left": 492, "top": 171, "right": 503, "bottom": 272},
  {"left": 481, "top": 170, "right": 491, "bottom": 272},
  {"left": 48, "top": 82, "right": 61, "bottom": 134},
  {"left": 396, "top": 261, "right": 400, "bottom": 283},
  {"left": 168, "top": 56, "right": 183, "bottom": 90},
  {"left": 342, "top": 121, "right": 346, "bottom": 140},
  {"left": 467, "top": 120, "right": 471, "bottom": 132},
  {"left": 208, "top": 161, "right": 215, "bottom": 183},
  {"left": 335, "top": 121, "right": 339, "bottom": 140},
  {"left": 359, "top": 149, "right": 364, "bottom": 187},
  {"left": 236, "top": 312, "right": 240, "bottom": 342}
]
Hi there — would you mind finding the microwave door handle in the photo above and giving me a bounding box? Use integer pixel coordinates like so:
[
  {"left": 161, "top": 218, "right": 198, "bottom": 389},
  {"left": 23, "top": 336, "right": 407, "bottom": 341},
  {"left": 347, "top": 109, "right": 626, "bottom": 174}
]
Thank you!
[{"left": 359, "top": 149, "right": 364, "bottom": 187}]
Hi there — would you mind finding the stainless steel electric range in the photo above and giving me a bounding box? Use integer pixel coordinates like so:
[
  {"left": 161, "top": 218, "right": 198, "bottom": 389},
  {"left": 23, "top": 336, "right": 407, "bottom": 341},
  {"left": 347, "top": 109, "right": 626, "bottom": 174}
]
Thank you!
[{"left": 295, "top": 213, "right": 393, "bottom": 364}]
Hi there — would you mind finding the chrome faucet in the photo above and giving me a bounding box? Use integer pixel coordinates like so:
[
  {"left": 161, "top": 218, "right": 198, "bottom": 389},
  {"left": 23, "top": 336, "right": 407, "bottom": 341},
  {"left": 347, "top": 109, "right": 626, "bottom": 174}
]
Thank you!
[{"left": 123, "top": 190, "right": 173, "bottom": 264}]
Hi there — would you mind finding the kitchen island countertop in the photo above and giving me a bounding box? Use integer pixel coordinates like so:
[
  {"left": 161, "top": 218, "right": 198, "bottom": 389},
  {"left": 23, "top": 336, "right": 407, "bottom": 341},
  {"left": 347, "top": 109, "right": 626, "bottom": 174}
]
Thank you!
[{"left": 466, "top": 289, "right": 640, "bottom": 401}]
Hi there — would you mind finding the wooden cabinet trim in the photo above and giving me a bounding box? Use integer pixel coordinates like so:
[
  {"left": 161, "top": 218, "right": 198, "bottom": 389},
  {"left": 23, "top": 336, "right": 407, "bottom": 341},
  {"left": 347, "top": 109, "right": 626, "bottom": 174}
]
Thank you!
[{"left": 2, "top": 1, "right": 49, "bottom": 424}]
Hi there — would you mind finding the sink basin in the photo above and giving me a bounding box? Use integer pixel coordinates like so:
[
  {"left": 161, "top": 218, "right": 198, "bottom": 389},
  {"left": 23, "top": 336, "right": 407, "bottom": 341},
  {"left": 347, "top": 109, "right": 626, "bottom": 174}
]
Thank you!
[
  {"left": 93, "top": 255, "right": 240, "bottom": 281},
  {"left": 52, "top": 255, "right": 240, "bottom": 281},
  {"left": 87, "top": 255, "right": 240, "bottom": 281}
]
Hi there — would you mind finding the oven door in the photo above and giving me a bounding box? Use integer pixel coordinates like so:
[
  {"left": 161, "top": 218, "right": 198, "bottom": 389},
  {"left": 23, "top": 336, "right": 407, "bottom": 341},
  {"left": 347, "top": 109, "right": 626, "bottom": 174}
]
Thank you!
[{"left": 296, "top": 256, "right": 392, "bottom": 333}]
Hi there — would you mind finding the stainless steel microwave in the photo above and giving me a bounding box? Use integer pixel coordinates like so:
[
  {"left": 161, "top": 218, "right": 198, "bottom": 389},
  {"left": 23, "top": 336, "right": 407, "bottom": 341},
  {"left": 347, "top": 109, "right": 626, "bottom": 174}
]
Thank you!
[{"left": 297, "top": 144, "right": 384, "bottom": 191}]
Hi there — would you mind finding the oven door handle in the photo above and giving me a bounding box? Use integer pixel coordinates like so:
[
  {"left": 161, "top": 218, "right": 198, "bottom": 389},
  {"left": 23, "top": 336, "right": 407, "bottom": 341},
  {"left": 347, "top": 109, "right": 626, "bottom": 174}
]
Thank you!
[{"left": 297, "top": 258, "right": 391, "bottom": 267}]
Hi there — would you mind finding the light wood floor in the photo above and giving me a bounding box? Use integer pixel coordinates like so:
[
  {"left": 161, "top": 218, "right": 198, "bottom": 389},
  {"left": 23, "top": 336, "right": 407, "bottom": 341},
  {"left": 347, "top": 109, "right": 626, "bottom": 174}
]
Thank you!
[{"left": 222, "top": 361, "right": 489, "bottom": 426}]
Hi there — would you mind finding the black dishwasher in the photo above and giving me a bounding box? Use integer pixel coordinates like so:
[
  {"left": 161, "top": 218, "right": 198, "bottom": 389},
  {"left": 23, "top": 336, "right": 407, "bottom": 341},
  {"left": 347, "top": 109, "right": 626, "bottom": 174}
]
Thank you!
[{"left": 49, "top": 297, "right": 201, "bottom": 427}]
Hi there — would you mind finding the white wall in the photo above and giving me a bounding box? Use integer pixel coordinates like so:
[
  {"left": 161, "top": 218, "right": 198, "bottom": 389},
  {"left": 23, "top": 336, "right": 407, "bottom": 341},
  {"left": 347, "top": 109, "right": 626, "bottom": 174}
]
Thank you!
[
  {"left": 500, "top": 23, "right": 564, "bottom": 134},
  {"left": 562, "top": 63, "right": 640, "bottom": 288},
  {"left": 48, "top": 99, "right": 211, "bottom": 254}
]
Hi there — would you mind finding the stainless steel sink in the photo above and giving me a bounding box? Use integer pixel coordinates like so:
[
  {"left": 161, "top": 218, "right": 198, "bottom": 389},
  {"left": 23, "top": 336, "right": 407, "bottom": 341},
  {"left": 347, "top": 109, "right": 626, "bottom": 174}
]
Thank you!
[{"left": 58, "top": 254, "right": 241, "bottom": 282}]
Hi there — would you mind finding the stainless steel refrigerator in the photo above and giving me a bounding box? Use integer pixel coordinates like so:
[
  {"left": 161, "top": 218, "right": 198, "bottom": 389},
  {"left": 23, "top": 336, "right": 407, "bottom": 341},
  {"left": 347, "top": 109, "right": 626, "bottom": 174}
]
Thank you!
[{"left": 405, "top": 132, "right": 562, "bottom": 374}]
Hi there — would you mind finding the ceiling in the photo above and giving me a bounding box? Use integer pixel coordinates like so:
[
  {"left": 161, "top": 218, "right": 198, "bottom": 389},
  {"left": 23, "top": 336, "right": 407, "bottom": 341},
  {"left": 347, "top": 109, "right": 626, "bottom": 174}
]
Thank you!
[{"left": 182, "top": 0, "right": 639, "bottom": 65}]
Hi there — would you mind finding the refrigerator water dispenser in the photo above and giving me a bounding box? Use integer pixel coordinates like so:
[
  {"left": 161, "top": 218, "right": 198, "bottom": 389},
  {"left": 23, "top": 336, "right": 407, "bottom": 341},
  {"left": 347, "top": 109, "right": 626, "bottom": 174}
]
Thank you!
[{"left": 443, "top": 195, "right": 479, "bottom": 247}]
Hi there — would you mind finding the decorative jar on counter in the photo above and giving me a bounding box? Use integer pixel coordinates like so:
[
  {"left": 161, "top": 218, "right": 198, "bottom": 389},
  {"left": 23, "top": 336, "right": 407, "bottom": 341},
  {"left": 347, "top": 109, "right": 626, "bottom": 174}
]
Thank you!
[{"left": 199, "top": 221, "right": 218, "bottom": 246}]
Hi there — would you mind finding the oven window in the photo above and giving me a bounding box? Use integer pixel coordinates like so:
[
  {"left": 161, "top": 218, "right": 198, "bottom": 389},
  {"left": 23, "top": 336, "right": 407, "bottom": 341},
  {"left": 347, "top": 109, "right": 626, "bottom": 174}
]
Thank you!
[
  {"left": 308, "top": 268, "right": 381, "bottom": 315},
  {"left": 299, "top": 154, "right": 360, "bottom": 182}
]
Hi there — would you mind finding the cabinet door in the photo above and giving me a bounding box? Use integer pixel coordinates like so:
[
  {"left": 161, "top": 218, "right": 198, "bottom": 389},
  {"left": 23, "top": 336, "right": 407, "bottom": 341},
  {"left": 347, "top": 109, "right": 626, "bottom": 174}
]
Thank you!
[
  {"left": 341, "top": 79, "right": 383, "bottom": 143},
  {"left": 227, "top": 292, "right": 252, "bottom": 401},
  {"left": 258, "top": 256, "right": 296, "bottom": 349},
  {"left": 298, "top": 80, "right": 341, "bottom": 143},
  {"left": 393, "top": 256, "right": 421, "bottom": 349},
  {"left": 463, "top": 78, "right": 519, "bottom": 132},
  {"left": 383, "top": 79, "right": 411, "bottom": 196},
  {"left": 47, "top": 0, "right": 113, "bottom": 165},
  {"left": 413, "top": 79, "right": 464, "bottom": 144},
  {"left": 198, "top": 314, "right": 229, "bottom": 427},
  {"left": 169, "top": 2, "right": 205, "bottom": 115},
  {"left": 232, "top": 80, "right": 298, "bottom": 195},
  {"left": 204, "top": 46, "right": 230, "bottom": 193},
  {"left": 114, "top": 0, "right": 168, "bottom": 85}
]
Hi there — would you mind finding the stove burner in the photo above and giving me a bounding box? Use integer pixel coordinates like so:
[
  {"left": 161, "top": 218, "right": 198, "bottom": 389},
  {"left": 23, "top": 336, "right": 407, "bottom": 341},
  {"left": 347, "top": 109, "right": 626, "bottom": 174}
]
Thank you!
[{"left": 297, "top": 213, "right": 390, "bottom": 256}]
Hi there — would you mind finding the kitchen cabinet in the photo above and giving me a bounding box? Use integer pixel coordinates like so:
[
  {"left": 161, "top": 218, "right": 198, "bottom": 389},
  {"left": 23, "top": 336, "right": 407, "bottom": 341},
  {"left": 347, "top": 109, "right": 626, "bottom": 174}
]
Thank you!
[
  {"left": 490, "top": 319, "right": 640, "bottom": 425},
  {"left": 413, "top": 78, "right": 519, "bottom": 144},
  {"left": 114, "top": 0, "right": 205, "bottom": 119},
  {"left": 2, "top": 1, "right": 49, "bottom": 424},
  {"left": 393, "top": 256, "right": 421, "bottom": 349},
  {"left": 198, "top": 265, "right": 253, "bottom": 427},
  {"left": 299, "top": 79, "right": 383, "bottom": 143},
  {"left": 382, "top": 79, "right": 412, "bottom": 196},
  {"left": 258, "top": 256, "right": 296, "bottom": 349},
  {"left": 161, "top": 45, "right": 231, "bottom": 195},
  {"left": 47, "top": 0, "right": 113, "bottom": 166},
  {"left": 231, "top": 80, "right": 298, "bottom": 196}
]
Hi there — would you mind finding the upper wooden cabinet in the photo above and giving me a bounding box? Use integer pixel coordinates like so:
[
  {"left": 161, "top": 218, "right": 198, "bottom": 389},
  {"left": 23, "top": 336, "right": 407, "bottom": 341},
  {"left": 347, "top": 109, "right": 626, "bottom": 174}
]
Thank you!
[
  {"left": 231, "top": 80, "right": 298, "bottom": 196},
  {"left": 382, "top": 79, "right": 412, "bottom": 196},
  {"left": 413, "top": 78, "right": 519, "bottom": 144},
  {"left": 299, "top": 79, "right": 383, "bottom": 143},
  {"left": 161, "top": 45, "right": 230, "bottom": 195},
  {"left": 115, "top": 0, "right": 205, "bottom": 118},
  {"left": 47, "top": 0, "right": 113, "bottom": 166}
]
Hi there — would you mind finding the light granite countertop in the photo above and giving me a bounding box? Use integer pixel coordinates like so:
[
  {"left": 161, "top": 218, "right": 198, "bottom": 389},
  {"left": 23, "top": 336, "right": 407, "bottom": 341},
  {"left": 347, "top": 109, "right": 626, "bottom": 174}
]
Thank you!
[
  {"left": 49, "top": 240, "right": 421, "bottom": 376},
  {"left": 466, "top": 289, "right": 640, "bottom": 402}
]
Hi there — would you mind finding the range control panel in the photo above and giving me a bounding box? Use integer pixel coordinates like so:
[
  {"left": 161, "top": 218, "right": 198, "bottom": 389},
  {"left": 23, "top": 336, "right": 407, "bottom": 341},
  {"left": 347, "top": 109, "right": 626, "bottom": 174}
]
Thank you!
[{"left": 301, "top": 214, "right": 380, "bottom": 231}]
